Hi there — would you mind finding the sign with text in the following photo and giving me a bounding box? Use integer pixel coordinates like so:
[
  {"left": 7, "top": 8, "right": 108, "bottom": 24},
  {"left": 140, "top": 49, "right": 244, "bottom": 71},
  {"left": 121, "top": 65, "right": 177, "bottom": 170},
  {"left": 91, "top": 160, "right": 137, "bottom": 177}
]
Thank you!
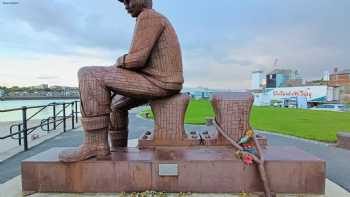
[{"left": 268, "top": 86, "right": 328, "bottom": 101}]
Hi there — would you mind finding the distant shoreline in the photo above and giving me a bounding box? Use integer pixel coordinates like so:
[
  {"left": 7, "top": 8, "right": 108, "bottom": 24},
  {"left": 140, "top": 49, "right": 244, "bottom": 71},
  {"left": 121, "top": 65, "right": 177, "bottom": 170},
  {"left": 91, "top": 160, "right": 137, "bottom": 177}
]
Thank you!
[{"left": 0, "top": 96, "right": 79, "bottom": 101}]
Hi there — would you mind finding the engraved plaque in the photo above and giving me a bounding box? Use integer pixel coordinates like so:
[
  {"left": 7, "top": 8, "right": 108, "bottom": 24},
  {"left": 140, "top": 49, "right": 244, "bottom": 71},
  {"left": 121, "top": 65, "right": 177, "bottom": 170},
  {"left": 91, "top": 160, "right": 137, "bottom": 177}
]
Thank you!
[{"left": 159, "top": 164, "right": 178, "bottom": 176}]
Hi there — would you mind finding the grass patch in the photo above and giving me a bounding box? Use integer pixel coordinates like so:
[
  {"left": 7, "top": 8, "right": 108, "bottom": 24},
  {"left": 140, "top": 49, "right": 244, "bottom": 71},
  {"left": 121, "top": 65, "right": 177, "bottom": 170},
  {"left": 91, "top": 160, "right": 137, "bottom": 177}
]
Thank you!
[
  {"left": 251, "top": 107, "right": 350, "bottom": 142},
  {"left": 141, "top": 99, "right": 350, "bottom": 142},
  {"left": 140, "top": 99, "right": 214, "bottom": 124}
]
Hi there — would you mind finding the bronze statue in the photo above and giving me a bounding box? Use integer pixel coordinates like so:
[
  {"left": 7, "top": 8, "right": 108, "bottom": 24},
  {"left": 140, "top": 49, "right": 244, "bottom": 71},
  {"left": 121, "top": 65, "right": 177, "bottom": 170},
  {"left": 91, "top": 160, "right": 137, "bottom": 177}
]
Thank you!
[{"left": 59, "top": 0, "right": 184, "bottom": 162}]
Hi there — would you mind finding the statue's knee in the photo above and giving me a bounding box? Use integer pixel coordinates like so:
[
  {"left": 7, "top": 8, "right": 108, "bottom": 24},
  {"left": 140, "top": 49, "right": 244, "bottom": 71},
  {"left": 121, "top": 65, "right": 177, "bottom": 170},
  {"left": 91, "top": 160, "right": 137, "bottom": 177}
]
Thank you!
[{"left": 78, "top": 66, "right": 95, "bottom": 80}]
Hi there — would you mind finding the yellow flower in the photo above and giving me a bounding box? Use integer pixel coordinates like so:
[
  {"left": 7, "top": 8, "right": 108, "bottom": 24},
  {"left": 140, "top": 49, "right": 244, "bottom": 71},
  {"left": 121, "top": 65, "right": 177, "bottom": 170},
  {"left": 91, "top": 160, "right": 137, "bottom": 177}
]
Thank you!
[
  {"left": 239, "top": 192, "right": 249, "bottom": 197},
  {"left": 246, "top": 129, "right": 254, "bottom": 137}
]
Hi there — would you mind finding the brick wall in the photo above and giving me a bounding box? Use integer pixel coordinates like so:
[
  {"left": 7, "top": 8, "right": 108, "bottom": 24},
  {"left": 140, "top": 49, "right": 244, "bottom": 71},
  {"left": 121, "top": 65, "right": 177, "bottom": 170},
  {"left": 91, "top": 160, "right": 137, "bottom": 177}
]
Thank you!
[{"left": 329, "top": 73, "right": 350, "bottom": 86}]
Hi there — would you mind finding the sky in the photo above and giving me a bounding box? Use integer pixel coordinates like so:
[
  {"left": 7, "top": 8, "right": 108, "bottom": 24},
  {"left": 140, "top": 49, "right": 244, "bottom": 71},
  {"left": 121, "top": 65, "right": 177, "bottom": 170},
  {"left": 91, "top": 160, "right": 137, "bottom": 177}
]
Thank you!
[{"left": 0, "top": 0, "right": 349, "bottom": 89}]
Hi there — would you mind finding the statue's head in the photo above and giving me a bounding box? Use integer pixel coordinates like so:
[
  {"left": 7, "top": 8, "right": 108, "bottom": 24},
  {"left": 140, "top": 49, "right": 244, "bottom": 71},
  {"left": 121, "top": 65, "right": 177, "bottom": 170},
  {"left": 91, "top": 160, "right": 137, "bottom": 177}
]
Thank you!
[{"left": 118, "top": 0, "right": 153, "bottom": 18}]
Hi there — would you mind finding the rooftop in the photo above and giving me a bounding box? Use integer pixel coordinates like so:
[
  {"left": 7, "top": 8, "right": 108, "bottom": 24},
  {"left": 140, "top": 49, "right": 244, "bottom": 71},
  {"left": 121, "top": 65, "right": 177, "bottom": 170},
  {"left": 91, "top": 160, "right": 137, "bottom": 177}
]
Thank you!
[
  {"left": 268, "top": 69, "right": 296, "bottom": 75},
  {"left": 333, "top": 69, "right": 350, "bottom": 75}
]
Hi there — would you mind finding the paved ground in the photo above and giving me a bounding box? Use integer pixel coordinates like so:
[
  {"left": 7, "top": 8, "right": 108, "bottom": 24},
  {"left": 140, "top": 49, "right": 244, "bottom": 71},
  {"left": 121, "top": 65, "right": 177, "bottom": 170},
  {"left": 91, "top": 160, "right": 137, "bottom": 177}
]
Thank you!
[
  {"left": 1, "top": 140, "right": 349, "bottom": 197},
  {"left": 260, "top": 131, "right": 350, "bottom": 192},
  {"left": 0, "top": 119, "right": 75, "bottom": 162},
  {"left": 1, "top": 110, "right": 350, "bottom": 193},
  {"left": 2, "top": 175, "right": 349, "bottom": 197}
]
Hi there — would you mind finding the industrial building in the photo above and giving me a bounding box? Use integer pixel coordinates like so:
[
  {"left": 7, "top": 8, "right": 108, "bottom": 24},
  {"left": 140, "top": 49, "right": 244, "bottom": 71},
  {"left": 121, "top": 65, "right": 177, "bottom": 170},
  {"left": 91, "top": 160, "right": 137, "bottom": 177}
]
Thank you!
[
  {"left": 328, "top": 68, "right": 350, "bottom": 103},
  {"left": 266, "top": 69, "right": 302, "bottom": 88},
  {"left": 329, "top": 68, "right": 350, "bottom": 86}
]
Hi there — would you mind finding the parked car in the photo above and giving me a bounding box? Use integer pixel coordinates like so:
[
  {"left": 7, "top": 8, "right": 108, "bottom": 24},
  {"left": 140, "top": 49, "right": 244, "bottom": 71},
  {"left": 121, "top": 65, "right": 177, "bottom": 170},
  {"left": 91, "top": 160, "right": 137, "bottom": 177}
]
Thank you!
[
  {"left": 310, "top": 104, "right": 349, "bottom": 112},
  {"left": 271, "top": 100, "right": 283, "bottom": 107}
]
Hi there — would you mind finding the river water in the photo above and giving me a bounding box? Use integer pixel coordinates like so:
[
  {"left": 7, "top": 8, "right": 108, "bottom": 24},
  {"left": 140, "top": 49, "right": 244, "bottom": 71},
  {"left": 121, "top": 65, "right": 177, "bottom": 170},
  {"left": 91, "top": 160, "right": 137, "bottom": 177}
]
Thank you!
[{"left": 0, "top": 99, "right": 80, "bottom": 122}]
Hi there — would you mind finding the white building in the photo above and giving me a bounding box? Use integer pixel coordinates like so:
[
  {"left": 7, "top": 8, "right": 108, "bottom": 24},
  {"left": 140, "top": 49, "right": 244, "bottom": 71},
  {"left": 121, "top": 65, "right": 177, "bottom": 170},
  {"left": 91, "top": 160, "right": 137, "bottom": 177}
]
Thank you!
[
  {"left": 323, "top": 71, "right": 330, "bottom": 81},
  {"left": 251, "top": 70, "right": 264, "bottom": 90},
  {"left": 0, "top": 89, "right": 4, "bottom": 97},
  {"left": 36, "top": 84, "right": 49, "bottom": 89}
]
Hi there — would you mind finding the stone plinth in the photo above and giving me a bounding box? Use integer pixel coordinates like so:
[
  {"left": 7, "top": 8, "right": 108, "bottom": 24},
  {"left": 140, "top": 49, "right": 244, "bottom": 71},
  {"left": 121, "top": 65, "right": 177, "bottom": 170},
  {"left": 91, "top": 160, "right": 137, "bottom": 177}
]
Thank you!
[
  {"left": 139, "top": 93, "right": 198, "bottom": 147},
  {"left": 211, "top": 92, "right": 254, "bottom": 145},
  {"left": 22, "top": 146, "right": 325, "bottom": 195},
  {"left": 337, "top": 132, "right": 350, "bottom": 150}
]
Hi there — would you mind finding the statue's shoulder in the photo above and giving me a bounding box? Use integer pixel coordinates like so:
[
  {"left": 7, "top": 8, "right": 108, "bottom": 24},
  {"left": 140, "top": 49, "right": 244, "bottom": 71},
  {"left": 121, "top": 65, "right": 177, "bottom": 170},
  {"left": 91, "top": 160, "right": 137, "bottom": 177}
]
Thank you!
[{"left": 139, "top": 9, "right": 166, "bottom": 21}]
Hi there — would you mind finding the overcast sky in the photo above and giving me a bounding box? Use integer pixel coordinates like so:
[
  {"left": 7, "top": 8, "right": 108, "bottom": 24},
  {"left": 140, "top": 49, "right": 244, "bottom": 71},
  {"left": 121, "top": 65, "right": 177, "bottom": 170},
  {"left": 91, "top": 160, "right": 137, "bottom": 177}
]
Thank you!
[{"left": 0, "top": 0, "right": 349, "bottom": 89}]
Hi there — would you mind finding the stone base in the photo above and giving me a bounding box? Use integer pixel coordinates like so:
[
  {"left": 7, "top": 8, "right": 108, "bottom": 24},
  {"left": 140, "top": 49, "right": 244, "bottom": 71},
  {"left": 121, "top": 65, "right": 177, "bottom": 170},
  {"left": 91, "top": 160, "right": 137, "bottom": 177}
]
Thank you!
[
  {"left": 21, "top": 146, "right": 325, "bottom": 195},
  {"left": 337, "top": 132, "right": 350, "bottom": 150}
]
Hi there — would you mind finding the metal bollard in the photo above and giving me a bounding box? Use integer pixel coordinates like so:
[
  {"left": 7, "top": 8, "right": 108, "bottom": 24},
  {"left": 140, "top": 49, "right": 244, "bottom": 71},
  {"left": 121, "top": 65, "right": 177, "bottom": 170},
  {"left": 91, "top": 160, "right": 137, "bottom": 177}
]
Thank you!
[
  {"left": 63, "top": 103, "right": 66, "bottom": 132},
  {"left": 53, "top": 102, "right": 57, "bottom": 130},
  {"left": 71, "top": 102, "right": 75, "bottom": 129},
  {"left": 75, "top": 101, "right": 78, "bottom": 123},
  {"left": 18, "top": 124, "right": 21, "bottom": 146},
  {"left": 47, "top": 118, "right": 50, "bottom": 131},
  {"left": 22, "top": 106, "right": 28, "bottom": 151}
]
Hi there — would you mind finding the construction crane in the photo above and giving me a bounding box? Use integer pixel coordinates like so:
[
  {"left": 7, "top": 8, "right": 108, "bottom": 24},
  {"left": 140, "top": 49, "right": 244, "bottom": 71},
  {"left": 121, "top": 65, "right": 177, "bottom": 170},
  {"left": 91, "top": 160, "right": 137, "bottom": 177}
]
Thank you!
[{"left": 273, "top": 58, "right": 279, "bottom": 68}]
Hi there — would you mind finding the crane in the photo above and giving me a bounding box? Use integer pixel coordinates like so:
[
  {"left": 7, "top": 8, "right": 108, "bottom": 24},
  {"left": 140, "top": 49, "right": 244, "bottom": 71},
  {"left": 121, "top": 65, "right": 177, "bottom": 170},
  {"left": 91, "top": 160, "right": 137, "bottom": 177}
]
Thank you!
[{"left": 273, "top": 58, "right": 279, "bottom": 68}]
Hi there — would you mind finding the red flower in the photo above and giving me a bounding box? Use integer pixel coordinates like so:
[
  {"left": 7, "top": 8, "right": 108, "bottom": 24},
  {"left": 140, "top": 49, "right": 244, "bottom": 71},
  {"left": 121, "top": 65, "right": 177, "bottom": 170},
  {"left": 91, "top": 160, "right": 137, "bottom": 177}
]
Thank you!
[{"left": 243, "top": 154, "right": 254, "bottom": 165}]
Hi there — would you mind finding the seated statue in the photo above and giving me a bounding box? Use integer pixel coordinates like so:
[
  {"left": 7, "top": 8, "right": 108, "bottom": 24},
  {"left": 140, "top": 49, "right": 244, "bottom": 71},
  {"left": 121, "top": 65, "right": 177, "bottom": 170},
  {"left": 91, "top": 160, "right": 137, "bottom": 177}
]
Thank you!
[{"left": 59, "top": 0, "right": 184, "bottom": 162}]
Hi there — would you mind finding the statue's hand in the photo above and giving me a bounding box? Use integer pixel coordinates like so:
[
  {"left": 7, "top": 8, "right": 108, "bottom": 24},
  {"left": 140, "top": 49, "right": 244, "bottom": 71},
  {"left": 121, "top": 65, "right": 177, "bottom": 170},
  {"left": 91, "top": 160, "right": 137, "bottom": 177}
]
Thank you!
[{"left": 115, "top": 55, "right": 126, "bottom": 68}]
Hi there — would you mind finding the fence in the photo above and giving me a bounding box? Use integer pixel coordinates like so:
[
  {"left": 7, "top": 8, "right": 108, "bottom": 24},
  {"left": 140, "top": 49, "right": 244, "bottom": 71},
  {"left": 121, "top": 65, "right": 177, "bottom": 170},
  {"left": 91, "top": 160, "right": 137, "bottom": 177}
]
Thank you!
[{"left": 0, "top": 101, "right": 80, "bottom": 151}]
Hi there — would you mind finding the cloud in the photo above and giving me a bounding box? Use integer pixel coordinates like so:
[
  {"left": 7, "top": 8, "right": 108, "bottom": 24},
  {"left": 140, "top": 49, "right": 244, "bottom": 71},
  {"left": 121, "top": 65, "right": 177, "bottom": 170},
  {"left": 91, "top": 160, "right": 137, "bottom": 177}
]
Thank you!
[
  {"left": 36, "top": 75, "right": 60, "bottom": 80},
  {"left": 0, "top": 0, "right": 132, "bottom": 55},
  {"left": 0, "top": 0, "right": 349, "bottom": 89},
  {"left": 0, "top": 50, "right": 116, "bottom": 87},
  {"left": 182, "top": 22, "right": 350, "bottom": 89}
]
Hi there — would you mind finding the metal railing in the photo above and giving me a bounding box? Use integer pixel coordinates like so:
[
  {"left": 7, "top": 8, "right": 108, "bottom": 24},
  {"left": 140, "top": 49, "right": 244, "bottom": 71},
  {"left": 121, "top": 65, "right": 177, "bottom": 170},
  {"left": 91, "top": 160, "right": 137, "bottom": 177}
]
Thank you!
[{"left": 0, "top": 101, "right": 80, "bottom": 151}]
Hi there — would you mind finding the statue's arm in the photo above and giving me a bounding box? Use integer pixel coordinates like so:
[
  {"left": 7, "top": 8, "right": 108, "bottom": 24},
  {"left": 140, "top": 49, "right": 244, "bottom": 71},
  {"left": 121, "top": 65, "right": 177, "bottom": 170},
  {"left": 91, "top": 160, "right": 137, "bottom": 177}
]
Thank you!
[{"left": 119, "top": 14, "right": 164, "bottom": 70}]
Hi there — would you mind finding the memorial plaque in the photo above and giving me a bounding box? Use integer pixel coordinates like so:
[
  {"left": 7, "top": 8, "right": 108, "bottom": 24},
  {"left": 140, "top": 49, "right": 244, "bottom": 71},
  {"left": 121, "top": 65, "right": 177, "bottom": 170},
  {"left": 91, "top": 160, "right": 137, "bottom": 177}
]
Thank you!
[{"left": 159, "top": 164, "right": 178, "bottom": 176}]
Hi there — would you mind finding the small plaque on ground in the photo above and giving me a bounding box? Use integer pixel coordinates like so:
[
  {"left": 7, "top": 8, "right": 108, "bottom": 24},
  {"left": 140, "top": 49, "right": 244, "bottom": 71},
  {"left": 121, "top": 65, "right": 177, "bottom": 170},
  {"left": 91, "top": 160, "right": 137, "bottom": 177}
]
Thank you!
[{"left": 159, "top": 163, "right": 178, "bottom": 176}]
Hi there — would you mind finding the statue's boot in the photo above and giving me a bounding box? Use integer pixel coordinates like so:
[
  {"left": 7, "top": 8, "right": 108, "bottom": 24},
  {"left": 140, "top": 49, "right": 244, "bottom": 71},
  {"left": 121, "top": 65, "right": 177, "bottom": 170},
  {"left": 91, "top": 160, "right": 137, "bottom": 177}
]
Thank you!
[
  {"left": 109, "top": 110, "right": 128, "bottom": 151},
  {"left": 59, "top": 116, "right": 110, "bottom": 162}
]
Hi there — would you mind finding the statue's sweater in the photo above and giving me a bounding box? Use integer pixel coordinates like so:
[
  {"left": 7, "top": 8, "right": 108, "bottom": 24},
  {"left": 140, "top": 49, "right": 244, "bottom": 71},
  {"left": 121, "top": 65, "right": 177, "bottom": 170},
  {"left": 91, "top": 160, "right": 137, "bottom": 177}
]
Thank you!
[{"left": 120, "top": 8, "right": 184, "bottom": 91}]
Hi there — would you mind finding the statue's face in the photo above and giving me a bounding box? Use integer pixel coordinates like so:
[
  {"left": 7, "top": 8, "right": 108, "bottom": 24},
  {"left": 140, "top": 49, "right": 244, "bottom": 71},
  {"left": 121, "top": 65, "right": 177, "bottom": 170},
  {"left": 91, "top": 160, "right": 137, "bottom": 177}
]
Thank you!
[{"left": 123, "top": 0, "right": 143, "bottom": 18}]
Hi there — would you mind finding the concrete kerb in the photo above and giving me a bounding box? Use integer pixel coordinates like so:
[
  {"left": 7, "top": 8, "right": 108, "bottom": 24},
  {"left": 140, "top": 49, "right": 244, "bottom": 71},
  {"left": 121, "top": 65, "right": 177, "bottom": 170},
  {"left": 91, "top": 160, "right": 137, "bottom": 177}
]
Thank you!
[{"left": 256, "top": 129, "right": 335, "bottom": 147}]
